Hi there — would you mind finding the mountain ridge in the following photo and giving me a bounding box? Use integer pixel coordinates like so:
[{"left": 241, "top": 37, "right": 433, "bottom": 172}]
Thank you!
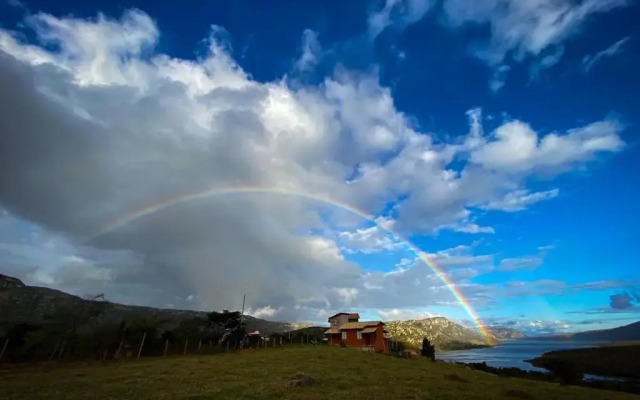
[
  {"left": 0, "top": 273, "right": 524, "bottom": 347},
  {"left": 383, "top": 317, "right": 525, "bottom": 349}
]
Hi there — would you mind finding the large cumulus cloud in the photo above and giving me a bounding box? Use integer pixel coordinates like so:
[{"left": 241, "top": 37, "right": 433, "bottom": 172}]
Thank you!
[{"left": 0, "top": 10, "right": 624, "bottom": 320}]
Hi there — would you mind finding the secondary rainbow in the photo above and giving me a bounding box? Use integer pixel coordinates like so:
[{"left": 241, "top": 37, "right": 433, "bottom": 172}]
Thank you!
[{"left": 94, "top": 186, "right": 494, "bottom": 344}]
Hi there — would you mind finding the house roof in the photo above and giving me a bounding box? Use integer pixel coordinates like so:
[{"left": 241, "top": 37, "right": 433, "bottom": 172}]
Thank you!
[
  {"left": 338, "top": 321, "right": 384, "bottom": 330},
  {"left": 324, "top": 328, "right": 341, "bottom": 335},
  {"left": 360, "top": 327, "right": 378, "bottom": 334},
  {"left": 327, "top": 312, "right": 360, "bottom": 320}
]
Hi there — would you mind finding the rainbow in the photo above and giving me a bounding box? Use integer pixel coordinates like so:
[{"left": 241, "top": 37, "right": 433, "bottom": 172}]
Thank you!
[{"left": 94, "top": 186, "right": 493, "bottom": 344}]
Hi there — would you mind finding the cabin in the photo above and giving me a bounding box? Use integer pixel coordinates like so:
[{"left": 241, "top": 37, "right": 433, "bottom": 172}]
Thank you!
[{"left": 324, "top": 312, "right": 389, "bottom": 353}]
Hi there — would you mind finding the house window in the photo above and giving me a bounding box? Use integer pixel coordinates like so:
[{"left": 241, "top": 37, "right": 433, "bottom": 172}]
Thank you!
[
  {"left": 357, "top": 331, "right": 362, "bottom": 339},
  {"left": 341, "top": 331, "right": 347, "bottom": 340}
]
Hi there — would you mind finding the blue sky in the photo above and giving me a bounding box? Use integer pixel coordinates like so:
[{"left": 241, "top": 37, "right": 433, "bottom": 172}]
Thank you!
[{"left": 0, "top": 0, "right": 639, "bottom": 335}]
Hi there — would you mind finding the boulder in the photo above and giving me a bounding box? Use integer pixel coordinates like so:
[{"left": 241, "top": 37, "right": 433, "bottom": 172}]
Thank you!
[{"left": 287, "top": 372, "right": 315, "bottom": 388}]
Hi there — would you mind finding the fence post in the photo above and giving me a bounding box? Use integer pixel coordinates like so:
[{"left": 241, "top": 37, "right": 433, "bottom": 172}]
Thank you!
[
  {"left": 0, "top": 338, "right": 8, "bottom": 362},
  {"left": 163, "top": 339, "right": 169, "bottom": 357},
  {"left": 102, "top": 348, "right": 108, "bottom": 362},
  {"left": 183, "top": 339, "right": 189, "bottom": 355},
  {"left": 57, "top": 340, "right": 66, "bottom": 361},
  {"left": 137, "top": 332, "right": 147, "bottom": 359},
  {"left": 49, "top": 340, "right": 60, "bottom": 362},
  {"left": 226, "top": 341, "right": 229, "bottom": 352},
  {"left": 198, "top": 339, "right": 202, "bottom": 351}
]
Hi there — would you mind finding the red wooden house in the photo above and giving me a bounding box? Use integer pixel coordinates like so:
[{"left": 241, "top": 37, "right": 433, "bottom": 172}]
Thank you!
[{"left": 324, "top": 312, "right": 389, "bottom": 353}]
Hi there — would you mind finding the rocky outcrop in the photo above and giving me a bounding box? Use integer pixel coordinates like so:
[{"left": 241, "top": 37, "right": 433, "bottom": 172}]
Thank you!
[
  {"left": 0, "top": 274, "right": 25, "bottom": 289},
  {"left": 385, "top": 317, "right": 486, "bottom": 349},
  {"left": 385, "top": 317, "right": 525, "bottom": 350}
]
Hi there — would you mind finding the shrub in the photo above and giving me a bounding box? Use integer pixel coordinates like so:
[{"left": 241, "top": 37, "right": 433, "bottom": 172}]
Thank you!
[{"left": 544, "top": 358, "right": 584, "bottom": 384}]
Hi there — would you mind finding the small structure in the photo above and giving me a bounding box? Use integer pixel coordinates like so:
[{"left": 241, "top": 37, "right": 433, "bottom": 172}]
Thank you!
[
  {"left": 324, "top": 312, "right": 389, "bottom": 353},
  {"left": 245, "top": 329, "right": 262, "bottom": 348}
]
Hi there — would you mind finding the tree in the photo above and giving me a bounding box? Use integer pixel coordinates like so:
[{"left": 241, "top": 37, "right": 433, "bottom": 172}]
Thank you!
[
  {"left": 207, "top": 310, "right": 245, "bottom": 348},
  {"left": 21, "top": 293, "right": 108, "bottom": 361},
  {"left": 421, "top": 337, "right": 435, "bottom": 361},
  {"left": 544, "top": 358, "right": 584, "bottom": 384}
]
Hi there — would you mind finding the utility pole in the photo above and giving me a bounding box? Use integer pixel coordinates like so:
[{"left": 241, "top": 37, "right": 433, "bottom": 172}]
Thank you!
[
  {"left": 240, "top": 294, "right": 246, "bottom": 327},
  {"left": 239, "top": 294, "right": 246, "bottom": 349}
]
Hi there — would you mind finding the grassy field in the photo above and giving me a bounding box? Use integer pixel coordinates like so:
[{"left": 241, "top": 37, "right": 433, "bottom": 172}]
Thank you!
[
  {"left": 529, "top": 344, "right": 640, "bottom": 379},
  {"left": 2, "top": 345, "right": 639, "bottom": 400}
]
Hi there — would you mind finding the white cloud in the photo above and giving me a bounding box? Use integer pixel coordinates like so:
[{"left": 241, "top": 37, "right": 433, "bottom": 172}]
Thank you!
[
  {"left": 451, "top": 223, "right": 495, "bottom": 234},
  {"left": 295, "top": 29, "right": 321, "bottom": 72},
  {"left": 470, "top": 120, "right": 624, "bottom": 173},
  {"left": 484, "top": 189, "right": 559, "bottom": 212},
  {"left": 307, "top": 237, "right": 345, "bottom": 262},
  {"left": 583, "top": 36, "right": 630, "bottom": 72},
  {"left": 377, "top": 308, "right": 437, "bottom": 321},
  {"left": 338, "top": 226, "right": 403, "bottom": 253},
  {"left": 442, "top": 0, "right": 628, "bottom": 87},
  {"left": 368, "top": 0, "right": 435, "bottom": 38},
  {"left": 424, "top": 245, "right": 494, "bottom": 269},
  {"left": 0, "top": 10, "right": 625, "bottom": 321},
  {"left": 489, "top": 64, "right": 510, "bottom": 92},
  {"left": 478, "top": 317, "right": 572, "bottom": 335},
  {"left": 498, "top": 256, "right": 543, "bottom": 272},
  {"left": 248, "top": 305, "right": 280, "bottom": 319},
  {"left": 443, "top": 0, "right": 627, "bottom": 65}
]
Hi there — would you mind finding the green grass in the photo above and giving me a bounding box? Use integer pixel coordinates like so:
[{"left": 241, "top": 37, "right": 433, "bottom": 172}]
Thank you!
[
  {"left": 529, "top": 344, "right": 640, "bottom": 379},
  {"left": 1, "top": 345, "right": 638, "bottom": 399}
]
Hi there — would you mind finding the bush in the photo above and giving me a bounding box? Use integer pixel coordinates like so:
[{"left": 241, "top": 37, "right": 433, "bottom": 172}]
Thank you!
[
  {"left": 420, "top": 337, "right": 435, "bottom": 361},
  {"left": 543, "top": 359, "right": 584, "bottom": 384}
]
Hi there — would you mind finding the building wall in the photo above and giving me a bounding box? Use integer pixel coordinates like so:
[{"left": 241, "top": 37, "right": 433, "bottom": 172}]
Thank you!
[
  {"left": 328, "top": 314, "right": 349, "bottom": 329},
  {"left": 328, "top": 324, "right": 388, "bottom": 353},
  {"left": 373, "top": 325, "right": 387, "bottom": 353}
]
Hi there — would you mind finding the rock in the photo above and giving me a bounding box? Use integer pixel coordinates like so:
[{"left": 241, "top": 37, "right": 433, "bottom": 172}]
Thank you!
[
  {"left": 287, "top": 373, "right": 315, "bottom": 388},
  {"left": 0, "top": 274, "right": 25, "bottom": 289},
  {"left": 402, "top": 349, "right": 418, "bottom": 357}
]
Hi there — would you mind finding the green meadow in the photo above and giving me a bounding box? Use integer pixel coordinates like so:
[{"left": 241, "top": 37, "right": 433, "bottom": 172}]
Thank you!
[{"left": 2, "top": 345, "right": 638, "bottom": 400}]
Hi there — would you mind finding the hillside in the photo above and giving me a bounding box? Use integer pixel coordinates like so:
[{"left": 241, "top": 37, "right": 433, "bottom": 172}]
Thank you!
[
  {"left": 385, "top": 317, "right": 479, "bottom": 349},
  {"left": 1, "top": 273, "right": 524, "bottom": 349},
  {"left": 2, "top": 346, "right": 637, "bottom": 400},
  {"left": 384, "top": 318, "right": 525, "bottom": 349},
  {"left": 529, "top": 344, "right": 640, "bottom": 380},
  {"left": 0, "top": 274, "right": 310, "bottom": 336},
  {"left": 572, "top": 321, "right": 640, "bottom": 341},
  {"left": 529, "top": 321, "right": 640, "bottom": 342}
]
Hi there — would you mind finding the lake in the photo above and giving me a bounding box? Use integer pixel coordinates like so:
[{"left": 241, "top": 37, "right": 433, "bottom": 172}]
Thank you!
[{"left": 437, "top": 339, "right": 605, "bottom": 373}]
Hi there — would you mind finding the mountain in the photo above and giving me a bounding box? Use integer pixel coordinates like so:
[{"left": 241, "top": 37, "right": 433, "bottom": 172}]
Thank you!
[
  {"left": 571, "top": 321, "right": 640, "bottom": 341},
  {"left": 1, "top": 273, "right": 524, "bottom": 348},
  {"left": 0, "top": 273, "right": 310, "bottom": 335},
  {"left": 486, "top": 326, "right": 527, "bottom": 340},
  {"left": 384, "top": 317, "right": 524, "bottom": 350}
]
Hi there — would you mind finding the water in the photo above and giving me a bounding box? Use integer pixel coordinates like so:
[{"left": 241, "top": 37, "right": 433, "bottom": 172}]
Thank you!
[{"left": 437, "top": 339, "right": 605, "bottom": 373}]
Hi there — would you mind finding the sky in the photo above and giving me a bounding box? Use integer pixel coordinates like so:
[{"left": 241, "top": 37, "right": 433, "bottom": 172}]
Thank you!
[{"left": 0, "top": 0, "right": 639, "bottom": 336}]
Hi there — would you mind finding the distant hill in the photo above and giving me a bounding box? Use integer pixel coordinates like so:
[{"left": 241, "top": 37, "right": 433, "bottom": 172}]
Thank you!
[
  {"left": 486, "top": 326, "right": 527, "bottom": 340},
  {"left": 572, "top": 321, "right": 640, "bottom": 341},
  {"left": 384, "top": 317, "right": 524, "bottom": 349},
  {"left": 528, "top": 321, "right": 640, "bottom": 342},
  {"left": 0, "top": 273, "right": 310, "bottom": 336},
  {"left": 0, "top": 273, "right": 524, "bottom": 348}
]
